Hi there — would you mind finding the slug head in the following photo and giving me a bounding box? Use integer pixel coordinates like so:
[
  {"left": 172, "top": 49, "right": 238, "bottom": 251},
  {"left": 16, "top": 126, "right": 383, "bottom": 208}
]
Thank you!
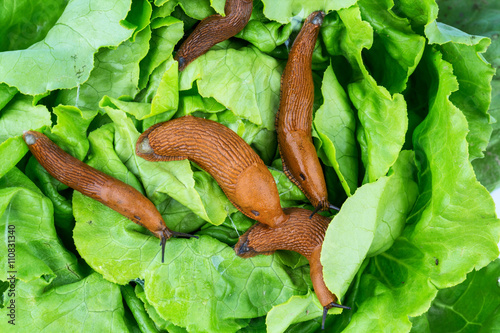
[
  {"left": 281, "top": 131, "right": 329, "bottom": 211},
  {"left": 234, "top": 226, "right": 275, "bottom": 258},
  {"left": 234, "top": 163, "right": 287, "bottom": 227}
]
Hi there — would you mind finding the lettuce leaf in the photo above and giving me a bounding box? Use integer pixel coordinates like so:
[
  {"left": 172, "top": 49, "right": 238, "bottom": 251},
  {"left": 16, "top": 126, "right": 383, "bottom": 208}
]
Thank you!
[
  {"left": 0, "top": 0, "right": 134, "bottom": 95},
  {"left": 425, "top": 21, "right": 495, "bottom": 160},
  {"left": 313, "top": 63, "right": 358, "bottom": 196},
  {"left": 1, "top": 273, "right": 135, "bottom": 332},
  {"left": 410, "top": 259, "right": 500, "bottom": 332},
  {"left": 57, "top": 26, "right": 152, "bottom": 110},
  {"left": 179, "top": 46, "right": 282, "bottom": 130},
  {"left": 0, "top": 0, "right": 68, "bottom": 52},
  {"left": 333, "top": 6, "right": 408, "bottom": 183},
  {"left": 260, "top": 0, "right": 357, "bottom": 24},
  {"left": 0, "top": 0, "right": 499, "bottom": 332}
]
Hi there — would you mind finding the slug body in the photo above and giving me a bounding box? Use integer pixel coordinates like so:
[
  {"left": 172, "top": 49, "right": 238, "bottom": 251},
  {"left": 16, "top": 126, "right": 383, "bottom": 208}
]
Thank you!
[
  {"left": 235, "top": 207, "right": 349, "bottom": 328},
  {"left": 174, "top": 0, "right": 253, "bottom": 71},
  {"left": 277, "top": 11, "right": 335, "bottom": 215},
  {"left": 136, "top": 116, "right": 287, "bottom": 228},
  {"left": 23, "top": 131, "right": 194, "bottom": 262}
]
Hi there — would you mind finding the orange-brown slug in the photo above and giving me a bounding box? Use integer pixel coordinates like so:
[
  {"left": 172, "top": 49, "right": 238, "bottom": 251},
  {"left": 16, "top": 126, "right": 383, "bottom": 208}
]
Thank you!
[
  {"left": 23, "top": 131, "right": 196, "bottom": 262},
  {"left": 135, "top": 115, "right": 287, "bottom": 228},
  {"left": 276, "top": 11, "right": 338, "bottom": 217},
  {"left": 175, "top": 0, "right": 253, "bottom": 71},
  {"left": 235, "top": 207, "right": 349, "bottom": 329}
]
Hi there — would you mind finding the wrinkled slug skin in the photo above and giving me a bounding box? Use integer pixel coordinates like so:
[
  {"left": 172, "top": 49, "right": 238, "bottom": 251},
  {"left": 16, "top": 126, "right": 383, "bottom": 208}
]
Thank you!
[
  {"left": 136, "top": 116, "right": 287, "bottom": 227},
  {"left": 22, "top": 131, "right": 173, "bottom": 241},
  {"left": 174, "top": 0, "right": 253, "bottom": 71},
  {"left": 276, "top": 11, "right": 330, "bottom": 211},
  {"left": 234, "top": 207, "right": 338, "bottom": 307}
]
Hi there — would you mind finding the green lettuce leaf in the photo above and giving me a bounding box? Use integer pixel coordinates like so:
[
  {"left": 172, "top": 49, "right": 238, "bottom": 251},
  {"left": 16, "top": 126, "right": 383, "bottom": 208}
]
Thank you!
[
  {"left": 49, "top": 105, "right": 99, "bottom": 160},
  {"left": 0, "top": 0, "right": 68, "bottom": 52},
  {"left": 321, "top": 177, "right": 389, "bottom": 299},
  {"left": 0, "top": 137, "right": 28, "bottom": 180},
  {"left": 154, "top": 0, "right": 223, "bottom": 19},
  {"left": 408, "top": 48, "right": 499, "bottom": 284},
  {"left": 409, "top": 259, "right": 500, "bottom": 332},
  {"left": 0, "top": 168, "right": 83, "bottom": 289},
  {"left": 1, "top": 273, "right": 134, "bottom": 332},
  {"left": 322, "top": 149, "right": 419, "bottom": 307},
  {"left": 73, "top": 189, "right": 310, "bottom": 332},
  {"left": 393, "top": 0, "right": 438, "bottom": 29},
  {"left": 121, "top": 284, "right": 159, "bottom": 333},
  {"left": 367, "top": 150, "right": 418, "bottom": 257},
  {"left": 103, "top": 58, "right": 179, "bottom": 122},
  {"left": 0, "top": 0, "right": 134, "bottom": 95},
  {"left": 0, "top": 95, "right": 51, "bottom": 143},
  {"left": 425, "top": 21, "right": 495, "bottom": 160},
  {"left": 0, "top": 83, "right": 17, "bottom": 110},
  {"left": 336, "top": 46, "right": 500, "bottom": 333},
  {"left": 265, "top": 290, "right": 324, "bottom": 333},
  {"left": 473, "top": 83, "right": 500, "bottom": 191},
  {"left": 260, "top": 0, "right": 357, "bottom": 24},
  {"left": 179, "top": 47, "right": 282, "bottom": 130},
  {"left": 135, "top": 284, "right": 187, "bottom": 332},
  {"left": 143, "top": 236, "right": 310, "bottom": 333},
  {"left": 1, "top": 0, "right": 499, "bottom": 331},
  {"left": 313, "top": 62, "right": 358, "bottom": 196},
  {"left": 358, "top": 0, "right": 426, "bottom": 94},
  {"left": 138, "top": 16, "right": 184, "bottom": 89},
  {"left": 235, "top": 1, "right": 292, "bottom": 54},
  {"left": 57, "top": 26, "right": 152, "bottom": 110},
  {"left": 122, "top": 0, "right": 153, "bottom": 39},
  {"left": 335, "top": 6, "right": 408, "bottom": 183}
]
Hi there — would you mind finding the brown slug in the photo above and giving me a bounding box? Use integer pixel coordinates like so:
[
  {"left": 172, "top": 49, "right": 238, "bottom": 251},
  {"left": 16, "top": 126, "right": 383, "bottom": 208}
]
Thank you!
[
  {"left": 174, "top": 0, "right": 253, "bottom": 71},
  {"left": 135, "top": 115, "right": 288, "bottom": 228},
  {"left": 276, "top": 11, "right": 338, "bottom": 217},
  {"left": 23, "top": 131, "right": 196, "bottom": 262},
  {"left": 235, "top": 207, "right": 349, "bottom": 329}
]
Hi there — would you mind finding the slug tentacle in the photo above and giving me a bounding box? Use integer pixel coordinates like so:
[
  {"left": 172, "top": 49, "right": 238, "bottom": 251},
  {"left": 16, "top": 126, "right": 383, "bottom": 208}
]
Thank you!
[
  {"left": 136, "top": 116, "right": 288, "bottom": 228},
  {"left": 174, "top": 0, "right": 253, "bottom": 71},
  {"left": 23, "top": 130, "right": 196, "bottom": 263},
  {"left": 309, "top": 201, "right": 341, "bottom": 219},
  {"left": 234, "top": 207, "right": 348, "bottom": 322},
  {"left": 276, "top": 11, "right": 338, "bottom": 217},
  {"left": 309, "top": 203, "right": 323, "bottom": 219},
  {"left": 322, "top": 302, "right": 351, "bottom": 330}
]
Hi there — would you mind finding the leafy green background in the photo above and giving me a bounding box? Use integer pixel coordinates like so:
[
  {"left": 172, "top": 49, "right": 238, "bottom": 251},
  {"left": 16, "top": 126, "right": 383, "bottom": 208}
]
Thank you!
[{"left": 0, "top": 0, "right": 499, "bottom": 332}]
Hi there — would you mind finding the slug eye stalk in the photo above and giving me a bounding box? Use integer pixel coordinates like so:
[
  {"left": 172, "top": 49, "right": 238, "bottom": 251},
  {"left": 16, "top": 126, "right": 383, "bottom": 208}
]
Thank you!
[
  {"left": 322, "top": 303, "right": 351, "bottom": 330},
  {"left": 160, "top": 230, "right": 198, "bottom": 263},
  {"left": 309, "top": 202, "right": 341, "bottom": 219}
]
